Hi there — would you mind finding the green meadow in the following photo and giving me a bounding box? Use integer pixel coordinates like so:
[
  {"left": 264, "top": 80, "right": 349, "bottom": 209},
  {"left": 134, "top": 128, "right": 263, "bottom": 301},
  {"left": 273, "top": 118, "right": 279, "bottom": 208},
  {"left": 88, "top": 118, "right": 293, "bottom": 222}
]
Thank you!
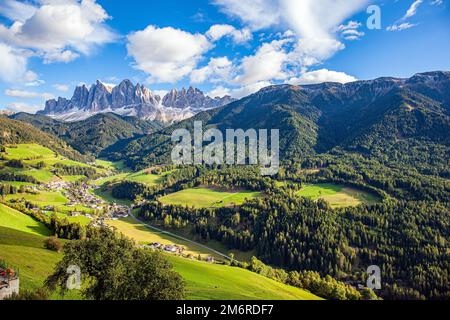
[
  {"left": 168, "top": 256, "right": 320, "bottom": 300},
  {"left": 93, "top": 169, "right": 169, "bottom": 187},
  {"left": 5, "top": 191, "right": 94, "bottom": 222},
  {"left": 1, "top": 144, "right": 102, "bottom": 184},
  {"left": 0, "top": 203, "right": 320, "bottom": 300},
  {"left": 296, "top": 183, "right": 380, "bottom": 208},
  {"left": 159, "top": 188, "right": 263, "bottom": 209}
]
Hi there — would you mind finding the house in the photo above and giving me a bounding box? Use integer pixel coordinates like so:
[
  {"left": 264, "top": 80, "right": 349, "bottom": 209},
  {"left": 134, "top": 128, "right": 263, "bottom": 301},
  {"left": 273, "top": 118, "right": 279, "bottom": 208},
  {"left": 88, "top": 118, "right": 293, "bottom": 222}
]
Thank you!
[
  {"left": 164, "top": 245, "right": 178, "bottom": 253},
  {"left": 0, "top": 264, "right": 19, "bottom": 300}
]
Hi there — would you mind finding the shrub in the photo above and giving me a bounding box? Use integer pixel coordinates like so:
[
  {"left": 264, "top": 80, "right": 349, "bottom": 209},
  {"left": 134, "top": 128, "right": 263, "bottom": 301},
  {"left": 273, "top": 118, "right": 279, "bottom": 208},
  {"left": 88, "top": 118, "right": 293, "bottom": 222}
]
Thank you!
[{"left": 44, "top": 237, "right": 62, "bottom": 252}]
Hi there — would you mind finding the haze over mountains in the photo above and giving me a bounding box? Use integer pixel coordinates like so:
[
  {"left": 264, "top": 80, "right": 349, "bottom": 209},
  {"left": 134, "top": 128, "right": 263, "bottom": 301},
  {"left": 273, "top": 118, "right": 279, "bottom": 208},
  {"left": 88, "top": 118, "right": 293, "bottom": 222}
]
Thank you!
[{"left": 39, "top": 80, "right": 235, "bottom": 122}]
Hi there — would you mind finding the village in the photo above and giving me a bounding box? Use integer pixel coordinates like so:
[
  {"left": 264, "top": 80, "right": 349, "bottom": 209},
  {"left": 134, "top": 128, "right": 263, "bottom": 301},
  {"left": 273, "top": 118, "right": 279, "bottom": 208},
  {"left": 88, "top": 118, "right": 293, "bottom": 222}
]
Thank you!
[{"left": 31, "top": 180, "right": 132, "bottom": 223}]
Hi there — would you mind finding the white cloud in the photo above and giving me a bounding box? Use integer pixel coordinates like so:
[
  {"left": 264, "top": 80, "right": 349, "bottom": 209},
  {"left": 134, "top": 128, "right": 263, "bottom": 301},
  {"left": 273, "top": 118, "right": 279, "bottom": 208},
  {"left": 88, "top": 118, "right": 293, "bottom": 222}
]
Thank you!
[
  {"left": 207, "top": 86, "right": 231, "bottom": 98},
  {"left": 206, "top": 24, "right": 252, "bottom": 43},
  {"left": 0, "top": 0, "right": 116, "bottom": 64},
  {"left": 431, "top": 0, "right": 443, "bottom": 6},
  {"left": 190, "top": 57, "right": 233, "bottom": 84},
  {"left": 6, "top": 101, "right": 42, "bottom": 113},
  {"left": 336, "top": 21, "right": 365, "bottom": 40},
  {"left": 213, "top": 0, "right": 280, "bottom": 30},
  {"left": 0, "top": 0, "right": 37, "bottom": 22},
  {"left": 403, "top": 0, "right": 423, "bottom": 20},
  {"left": 287, "top": 69, "right": 357, "bottom": 85},
  {"left": 53, "top": 84, "right": 70, "bottom": 92},
  {"left": 43, "top": 50, "right": 81, "bottom": 64},
  {"left": 230, "top": 81, "right": 272, "bottom": 98},
  {"left": 0, "top": 42, "right": 28, "bottom": 83},
  {"left": 5, "top": 89, "right": 54, "bottom": 100},
  {"left": 387, "top": 22, "right": 418, "bottom": 31},
  {"left": 234, "top": 39, "right": 291, "bottom": 85},
  {"left": 214, "top": 0, "right": 368, "bottom": 68},
  {"left": 127, "top": 25, "right": 212, "bottom": 83}
]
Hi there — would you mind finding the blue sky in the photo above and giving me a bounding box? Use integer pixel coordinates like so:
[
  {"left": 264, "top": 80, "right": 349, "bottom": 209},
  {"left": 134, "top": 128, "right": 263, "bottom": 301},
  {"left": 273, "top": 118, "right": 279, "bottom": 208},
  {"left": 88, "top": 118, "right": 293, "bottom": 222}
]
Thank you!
[{"left": 0, "top": 0, "right": 449, "bottom": 113}]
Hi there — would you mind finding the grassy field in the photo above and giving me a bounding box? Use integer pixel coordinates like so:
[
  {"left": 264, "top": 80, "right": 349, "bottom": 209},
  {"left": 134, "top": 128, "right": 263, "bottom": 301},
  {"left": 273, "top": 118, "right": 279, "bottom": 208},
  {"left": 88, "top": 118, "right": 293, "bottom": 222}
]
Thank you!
[
  {"left": 0, "top": 203, "right": 320, "bottom": 300},
  {"left": 168, "top": 256, "right": 320, "bottom": 300},
  {"left": 106, "top": 215, "right": 320, "bottom": 300},
  {"left": 0, "top": 204, "right": 51, "bottom": 236},
  {"left": 93, "top": 170, "right": 168, "bottom": 187},
  {"left": 159, "top": 188, "right": 263, "bottom": 209},
  {"left": 92, "top": 188, "right": 132, "bottom": 206},
  {"left": 0, "top": 181, "right": 36, "bottom": 188},
  {"left": 296, "top": 183, "right": 380, "bottom": 208},
  {"left": 1, "top": 144, "right": 102, "bottom": 184},
  {"left": 0, "top": 204, "right": 80, "bottom": 298},
  {"left": 108, "top": 216, "right": 225, "bottom": 260},
  {"left": 5, "top": 191, "right": 94, "bottom": 220},
  {"left": 95, "top": 159, "right": 127, "bottom": 171},
  {"left": 3, "top": 144, "right": 55, "bottom": 160}
]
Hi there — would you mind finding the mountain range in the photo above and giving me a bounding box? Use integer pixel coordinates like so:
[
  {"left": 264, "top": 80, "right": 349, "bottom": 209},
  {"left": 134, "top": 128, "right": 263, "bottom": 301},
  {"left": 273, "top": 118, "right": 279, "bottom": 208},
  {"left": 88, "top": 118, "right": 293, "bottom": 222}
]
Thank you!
[
  {"left": 101, "top": 71, "right": 450, "bottom": 171},
  {"left": 39, "top": 80, "right": 235, "bottom": 122},
  {"left": 8, "top": 71, "right": 449, "bottom": 174}
]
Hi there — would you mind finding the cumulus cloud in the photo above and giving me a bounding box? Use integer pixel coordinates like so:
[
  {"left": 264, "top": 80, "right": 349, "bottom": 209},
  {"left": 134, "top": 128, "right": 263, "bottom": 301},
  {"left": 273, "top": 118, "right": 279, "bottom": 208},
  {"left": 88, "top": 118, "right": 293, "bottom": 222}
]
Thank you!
[
  {"left": 206, "top": 24, "right": 252, "bottom": 43},
  {"left": 213, "top": 0, "right": 280, "bottom": 30},
  {"left": 127, "top": 25, "right": 212, "bottom": 83},
  {"left": 287, "top": 69, "right": 357, "bottom": 85},
  {"left": 234, "top": 39, "right": 291, "bottom": 85},
  {"left": 190, "top": 57, "right": 233, "bottom": 84},
  {"left": 0, "top": 0, "right": 37, "bottom": 22},
  {"left": 214, "top": 0, "right": 368, "bottom": 69},
  {"left": 0, "top": 42, "right": 29, "bottom": 83},
  {"left": 207, "top": 86, "right": 231, "bottom": 98},
  {"left": 0, "top": 0, "right": 117, "bottom": 64},
  {"left": 230, "top": 81, "right": 273, "bottom": 98}
]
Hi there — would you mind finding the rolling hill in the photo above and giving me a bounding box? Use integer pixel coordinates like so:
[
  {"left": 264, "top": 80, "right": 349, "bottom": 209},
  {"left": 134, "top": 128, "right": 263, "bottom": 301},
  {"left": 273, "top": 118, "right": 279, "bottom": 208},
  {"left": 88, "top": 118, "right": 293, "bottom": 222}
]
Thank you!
[
  {"left": 10, "top": 112, "right": 164, "bottom": 157},
  {"left": 0, "top": 203, "right": 319, "bottom": 300},
  {"left": 0, "top": 116, "right": 91, "bottom": 163}
]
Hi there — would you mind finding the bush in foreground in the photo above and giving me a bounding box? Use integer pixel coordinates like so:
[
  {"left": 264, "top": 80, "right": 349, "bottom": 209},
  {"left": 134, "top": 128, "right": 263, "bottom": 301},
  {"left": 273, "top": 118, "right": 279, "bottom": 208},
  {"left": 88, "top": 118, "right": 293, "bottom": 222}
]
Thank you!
[
  {"left": 45, "top": 227, "right": 185, "bottom": 300},
  {"left": 44, "top": 236, "right": 62, "bottom": 252}
]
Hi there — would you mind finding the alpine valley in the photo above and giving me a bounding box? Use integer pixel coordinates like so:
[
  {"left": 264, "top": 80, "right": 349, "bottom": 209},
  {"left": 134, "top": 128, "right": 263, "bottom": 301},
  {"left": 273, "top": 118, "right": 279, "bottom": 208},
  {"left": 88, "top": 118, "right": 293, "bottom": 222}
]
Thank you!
[{"left": 1, "top": 71, "right": 449, "bottom": 301}]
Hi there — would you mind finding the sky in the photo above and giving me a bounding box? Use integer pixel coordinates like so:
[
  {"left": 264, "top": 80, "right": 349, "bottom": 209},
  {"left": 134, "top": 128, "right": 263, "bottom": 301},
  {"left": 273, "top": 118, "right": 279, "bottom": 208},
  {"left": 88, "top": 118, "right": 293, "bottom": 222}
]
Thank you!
[{"left": 0, "top": 0, "right": 449, "bottom": 113}]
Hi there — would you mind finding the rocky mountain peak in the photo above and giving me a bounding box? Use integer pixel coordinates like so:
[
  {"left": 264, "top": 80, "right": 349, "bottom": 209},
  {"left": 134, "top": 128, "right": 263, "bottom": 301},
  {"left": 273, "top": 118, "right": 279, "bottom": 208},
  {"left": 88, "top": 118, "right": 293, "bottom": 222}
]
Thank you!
[{"left": 39, "top": 80, "right": 235, "bottom": 122}]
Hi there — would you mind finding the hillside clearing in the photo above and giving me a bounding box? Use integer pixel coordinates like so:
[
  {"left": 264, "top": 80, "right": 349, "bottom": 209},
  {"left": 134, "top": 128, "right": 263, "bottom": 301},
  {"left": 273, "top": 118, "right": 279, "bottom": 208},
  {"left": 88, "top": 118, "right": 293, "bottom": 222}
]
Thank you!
[
  {"left": 296, "top": 183, "right": 380, "bottom": 208},
  {"left": 159, "top": 188, "right": 263, "bottom": 208}
]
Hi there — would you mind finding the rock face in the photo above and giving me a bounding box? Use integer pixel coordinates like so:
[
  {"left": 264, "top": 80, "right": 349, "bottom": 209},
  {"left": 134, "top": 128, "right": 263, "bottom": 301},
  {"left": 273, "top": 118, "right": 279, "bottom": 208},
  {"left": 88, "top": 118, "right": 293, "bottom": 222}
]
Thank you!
[
  {"left": 39, "top": 80, "right": 234, "bottom": 122},
  {"left": 163, "top": 87, "right": 234, "bottom": 110}
]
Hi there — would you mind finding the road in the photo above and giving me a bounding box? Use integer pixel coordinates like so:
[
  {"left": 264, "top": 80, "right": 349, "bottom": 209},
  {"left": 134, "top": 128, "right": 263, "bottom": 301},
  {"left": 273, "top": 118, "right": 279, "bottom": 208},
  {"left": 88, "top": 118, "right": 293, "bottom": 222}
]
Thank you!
[{"left": 127, "top": 209, "right": 234, "bottom": 261}]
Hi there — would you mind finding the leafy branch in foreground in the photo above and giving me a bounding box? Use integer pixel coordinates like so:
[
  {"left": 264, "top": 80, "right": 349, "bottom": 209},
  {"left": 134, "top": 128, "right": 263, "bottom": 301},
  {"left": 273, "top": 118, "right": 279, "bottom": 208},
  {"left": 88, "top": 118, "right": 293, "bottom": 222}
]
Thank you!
[{"left": 45, "top": 227, "right": 185, "bottom": 300}]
